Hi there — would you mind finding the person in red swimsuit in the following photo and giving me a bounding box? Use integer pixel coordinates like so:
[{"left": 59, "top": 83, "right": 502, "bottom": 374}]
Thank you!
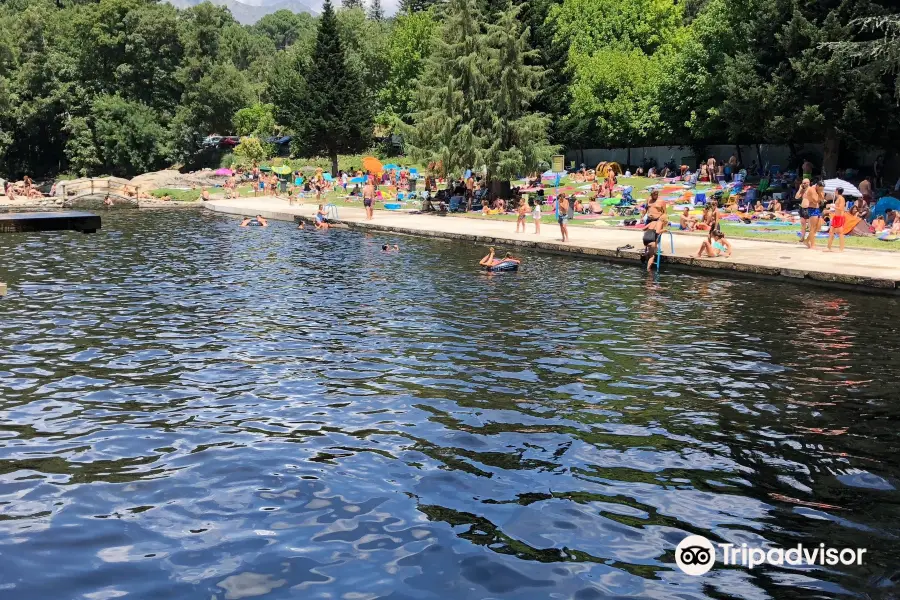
[{"left": 827, "top": 187, "right": 847, "bottom": 252}]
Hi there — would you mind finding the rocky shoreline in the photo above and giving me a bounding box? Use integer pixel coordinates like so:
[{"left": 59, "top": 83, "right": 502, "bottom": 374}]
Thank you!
[{"left": 0, "top": 198, "right": 203, "bottom": 210}]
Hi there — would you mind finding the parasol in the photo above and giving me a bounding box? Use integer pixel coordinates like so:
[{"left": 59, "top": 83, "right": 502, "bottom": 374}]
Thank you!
[
  {"left": 362, "top": 156, "right": 383, "bottom": 174},
  {"left": 823, "top": 178, "right": 862, "bottom": 197},
  {"left": 272, "top": 165, "right": 292, "bottom": 175}
]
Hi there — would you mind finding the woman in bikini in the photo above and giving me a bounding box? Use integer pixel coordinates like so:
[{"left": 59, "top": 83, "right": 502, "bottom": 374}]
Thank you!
[{"left": 697, "top": 230, "right": 732, "bottom": 258}]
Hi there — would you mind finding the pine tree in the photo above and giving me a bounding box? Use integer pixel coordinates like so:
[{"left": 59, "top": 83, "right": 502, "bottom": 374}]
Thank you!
[
  {"left": 483, "top": 3, "right": 555, "bottom": 185},
  {"left": 368, "top": 0, "right": 384, "bottom": 20},
  {"left": 342, "top": 0, "right": 363, "bottom": 9},
  {"left": 405, "top": 0, "right": 491, "bottom": 177},
  {"left": 281, "top": 0, "right": 371, "bottom": 175},
  {"left": 399, "top": 0, "right": 436, "bottom": 12}
]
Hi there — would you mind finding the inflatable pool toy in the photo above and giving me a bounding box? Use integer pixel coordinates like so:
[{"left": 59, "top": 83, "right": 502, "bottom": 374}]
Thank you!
[{"left": 483, "top": 260, "right": 519, "bottom": 272}]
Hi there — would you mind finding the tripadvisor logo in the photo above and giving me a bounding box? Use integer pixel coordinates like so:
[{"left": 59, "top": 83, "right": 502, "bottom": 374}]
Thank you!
[{"left": 675, "top": 535, "right": 867, "bottom": 576}]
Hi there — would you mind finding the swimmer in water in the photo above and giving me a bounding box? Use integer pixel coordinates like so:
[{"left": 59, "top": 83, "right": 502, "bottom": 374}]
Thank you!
[
  {"left": 239, "top": 215, "right": 268, "bottom": 227},
  {"left": 297, "top": 221, "right": 305, "bottom": 230},
  {"left": 479, "top": 247, "right": 520, "bottom": 268}
]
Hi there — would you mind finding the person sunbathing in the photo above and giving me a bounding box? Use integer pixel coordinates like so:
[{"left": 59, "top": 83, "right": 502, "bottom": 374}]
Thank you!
[
  {"left": 573, "top": 199, "right": 583, "bottom": 213},
  {"left": 874, "top": 215, "right": 886, "bottom": 233},
  {"left": 587, "top": 200, "right": 603, "bottom": 214},
  {"left": 696, "top": 230, "right": 731, "bottom": 258},
  {"left": 754, "top": 200, "right": 764, "bottom": 213},
  {"left": 892, "top": 214, "right": 900, "bottom": 235},
  {"left": 680, "top": 207, "right": 697, "bottom": 231},
  {"left": 770, "top": 198, "right": 782, "bottom": 212}
]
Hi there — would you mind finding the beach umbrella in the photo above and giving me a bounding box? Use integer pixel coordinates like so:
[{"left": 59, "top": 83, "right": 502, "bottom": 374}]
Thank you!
[
  {"left": 259, "top": 165, "right": 272, "bottom": 172},
  {"left": 272, "top": 165, "right": 291, "bottom": 175},
  {"left": 350, "top": 176, "right": 366, "bottom": 184},
  {"left": 824, "top": 178, "right": 862, "bottom": 197},
  {"left": 214, "top": 168, "right": 233, "bottom": 176},
  {"left": 323, "top": 173, "right": 333, "bottom": 181},
  {"left": 363, "top": 156, "right": 383, "bottom": 173}
]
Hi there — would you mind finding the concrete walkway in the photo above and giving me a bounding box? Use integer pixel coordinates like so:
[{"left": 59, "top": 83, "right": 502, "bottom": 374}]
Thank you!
[{"left": 204, "top": 197, "right": 900, "bottom": 294}]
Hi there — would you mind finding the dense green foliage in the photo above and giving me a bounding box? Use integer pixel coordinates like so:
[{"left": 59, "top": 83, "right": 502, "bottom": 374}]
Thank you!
[{"left": 0, "top": 0, "right": 895, "bottom": 180}]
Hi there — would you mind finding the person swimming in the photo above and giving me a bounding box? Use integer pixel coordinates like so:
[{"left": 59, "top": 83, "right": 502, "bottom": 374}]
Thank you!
[
  {"left": 240, "top": 215, "right": 268, "bottom": 227},
  {"left": 479, "top": 247, "right": 520, "bottom": 269}
]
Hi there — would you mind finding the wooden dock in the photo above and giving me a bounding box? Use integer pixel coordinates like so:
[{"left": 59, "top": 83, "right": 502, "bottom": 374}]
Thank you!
[{"left": 0, "top": 211, "right": 101, "bottom": 234}]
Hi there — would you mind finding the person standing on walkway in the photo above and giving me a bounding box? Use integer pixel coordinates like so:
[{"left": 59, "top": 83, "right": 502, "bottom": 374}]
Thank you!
[
  {"left": 515, "top": 198, "right": 527, "bottom": 232},
  {"left": 532, "top": 198, "right": 541, "bottom": 235},
  {"left": 465, "top": 173, "right": 475, "bottom": 211},
  {"left": 362, "top": 179, "right": 375, "bottom": 220},
  {"left": 557, "top": 193, "right": 570, "bottom": 242},
  {"left": 804, "top": 181, "right": 825, "bottom": 250},
  {"left": 827, "top": 187, "right": 847, "bottom": 252},
  {"left": 797, "top": 178, "right": 810, "bottom": 242}
]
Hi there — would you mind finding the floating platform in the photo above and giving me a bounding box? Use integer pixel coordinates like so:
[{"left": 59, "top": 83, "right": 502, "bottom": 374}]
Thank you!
[{"left": 0, "top": 211, "right": 101, "bottom": 234}]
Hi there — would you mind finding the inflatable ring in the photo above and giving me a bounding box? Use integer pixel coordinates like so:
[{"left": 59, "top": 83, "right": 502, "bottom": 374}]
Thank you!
[{"left": 483, "top": 260, "right": 519, "bottom": 272}]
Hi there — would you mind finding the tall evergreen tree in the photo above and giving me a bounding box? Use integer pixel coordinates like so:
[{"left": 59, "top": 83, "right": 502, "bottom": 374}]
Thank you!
[
  {"left": 342, "top": 0, "right": 363, "bottom": 9},
  {"left": 277, "top": 0, "right": 371, "bottom": 175},
  {"left": 399, "top": 0, "right": 435, "bottom": 12},
  {"left": 484, "top": 3, "right": 555, "bottom": 186},
  {"left": 368, "top": 0, "right": 384, "bottom": 20},
  {"left": 405, "top": 0, "right": 491, "bottom": 177}
]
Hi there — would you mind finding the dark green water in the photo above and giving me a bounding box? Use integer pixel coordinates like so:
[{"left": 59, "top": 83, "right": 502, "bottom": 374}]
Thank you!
[{"left": 0, "top": 210, "right": 897, "bottom": 600}]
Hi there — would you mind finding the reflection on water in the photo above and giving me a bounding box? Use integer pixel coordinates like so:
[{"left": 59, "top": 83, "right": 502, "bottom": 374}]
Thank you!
[{"left": 0, "top": 210, "right": 898, "bottom": 599}]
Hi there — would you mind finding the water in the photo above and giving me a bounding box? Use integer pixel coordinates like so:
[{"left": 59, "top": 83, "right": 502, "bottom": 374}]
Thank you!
[{"left": 1, "top": 209, "right": 898, "bottom": 600}]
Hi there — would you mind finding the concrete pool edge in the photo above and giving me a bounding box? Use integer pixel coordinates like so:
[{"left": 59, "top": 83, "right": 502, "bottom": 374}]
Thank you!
[{"left": 203, "top": 201, "right": 900, "bottom": 296}]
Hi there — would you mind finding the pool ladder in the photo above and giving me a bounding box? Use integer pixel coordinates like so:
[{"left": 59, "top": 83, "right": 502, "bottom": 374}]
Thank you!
[{"left": 652, "top": 231, "right": 675, "bottom": 271}]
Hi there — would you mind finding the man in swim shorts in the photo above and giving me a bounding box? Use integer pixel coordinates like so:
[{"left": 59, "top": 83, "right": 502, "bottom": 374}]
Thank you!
[
  {"left": 797, "top": 178, "right": 811, "bottom": 242},
  {"left": 557, "top": 194, "right": 570, "bottom": 242},
  {"left": 804, "top": 181, "right": 825, "bottom": 249},
  {"left": 827, "top": 187, "right": 846, "bottom": 252},
  {"left": 363, "top": 180, "right": 375, "bottom": 220}
]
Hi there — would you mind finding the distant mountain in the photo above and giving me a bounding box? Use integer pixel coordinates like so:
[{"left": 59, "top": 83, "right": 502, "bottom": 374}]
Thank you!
[{"left": 167, "top": 0, "right": 320, "bottom": 24}]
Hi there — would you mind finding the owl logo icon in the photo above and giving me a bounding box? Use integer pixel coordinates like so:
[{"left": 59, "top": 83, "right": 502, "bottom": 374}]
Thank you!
[{"left": 675, "top": 535, "right": 716, "bottom": 575}]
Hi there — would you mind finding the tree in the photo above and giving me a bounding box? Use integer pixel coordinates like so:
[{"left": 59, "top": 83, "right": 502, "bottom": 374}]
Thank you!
[
  {"left": 280, "top": 0, "right": 371, "bottom": 176},
  {"left": 405, "top": 0, "right": 491, "bottom": 177},
  {"left": 252, "top": 10, "right": 316, "bottom": 51},
  {"left": 233, "top": 136, "right": 272, "bottom": 166},
  {"left": 91, "top": 94, "right": 168, "bottom": 177},
  {"left": 399, "top": 0, "right": 436, "bottom": 12},
  {"left": 342, "top": 0, "right": 363, "bottom": 8},
  {"left": 483, "top": 3, "right": 555, "bottom": 185},
  {"left": 368, "top": 0, "right": 384, "bottom": 20},
  {"left": 234, "top": 102, "right": 276, "bottom": 137},
  {"left": 378, "top": 9, "right": 437, "bottom": 124}
]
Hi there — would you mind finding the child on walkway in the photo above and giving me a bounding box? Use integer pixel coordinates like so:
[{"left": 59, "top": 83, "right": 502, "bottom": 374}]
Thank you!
[
  {"left": 516, "top": 198, "right": 527, "bottom": 232},
  {"left": 532, "top": 199, "right": 541, "bottom": 235}
]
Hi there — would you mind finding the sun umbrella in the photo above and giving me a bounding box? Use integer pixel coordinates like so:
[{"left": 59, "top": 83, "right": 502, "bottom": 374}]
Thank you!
[
  {"left": 824, "top": 178, "right": 862, "bottom": 197},
  {"left": 323, "top": 173, "right": 333, "bottom": 182},
  {"left": 350, "top": 176, "right": 366, "bottom": 184},
  {"left": 259, "top": 165, "right": 272, "bottom": 172},
  {"left": 214, "top": 168, "right": 233, "bottom": 176},
  {"left": 362, "top": 156, "right": 383, "bottom": 173},
  {"left": 272, "top": 165, "right": 291, "bottom": 175}
]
